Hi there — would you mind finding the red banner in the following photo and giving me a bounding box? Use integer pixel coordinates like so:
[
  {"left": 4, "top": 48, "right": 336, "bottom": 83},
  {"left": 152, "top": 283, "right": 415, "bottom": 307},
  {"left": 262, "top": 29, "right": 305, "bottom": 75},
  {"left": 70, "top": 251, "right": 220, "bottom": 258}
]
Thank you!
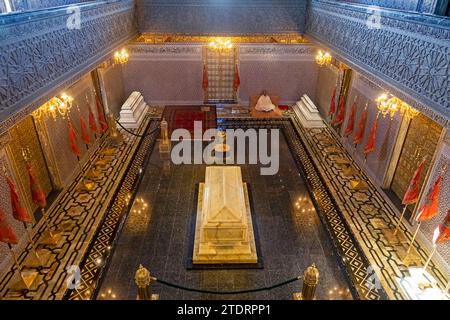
[
  {"left": 435, "top": 209, "right": 450, "bottom": 244},
  {"left": 6, "top": 177, "right": 31, "bottom": 223},
  {"left": 88, "top": 105, "right": 98, "bottom": 134},
  {"left": 202, "top": 64, "right": 209, "bottom": 91},
  {"left": 79, "top": 114, "right": 91, "bottom": 145},
  {"left": 364, "top": 117, "right": 378, "bottom": 154},
  {"left": 233, "top": 64, "right": 240, "bottom": 91},
  {"left": 332, "top": 95, "right": 346, "bottom": 126},
  {"left": 68, "top": 120, "right": 81, "bottom": 157},
  {"left": 328, "top": 86, "right": 336, "bottom": 116},
  {"left": 27, "top": 162, "right": 46, "bottom": 209},
  {"left": 95, "top": 94, "right": 109, "bottom": 133},
  {"left": 344, "top": 99, "right": 357, "bottom": 137},
  {"left": 416, "top": 176, "right": 442, "bottom": 222},
  {"left": 353, "top": 109, "right": 367, "bottom": 145},
  {"left": 402, "top": 159, "right": 425, "bottom": 205},
  {"left": 0, "top": 208, "right": 18, "bottom": 244}
]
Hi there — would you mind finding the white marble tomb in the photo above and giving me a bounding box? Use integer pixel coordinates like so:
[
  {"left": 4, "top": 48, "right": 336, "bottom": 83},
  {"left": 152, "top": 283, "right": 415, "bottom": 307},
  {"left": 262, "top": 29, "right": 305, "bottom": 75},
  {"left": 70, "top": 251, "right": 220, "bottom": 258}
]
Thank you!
[
  {"left": 118, "top": 91, "right": 148, "bottom": 129},
  {"left": 292, "top": 94, "right": 326, "bottom": 128},
  {"left": 192, "top": 166, "right": 258, "bottom": 264}
]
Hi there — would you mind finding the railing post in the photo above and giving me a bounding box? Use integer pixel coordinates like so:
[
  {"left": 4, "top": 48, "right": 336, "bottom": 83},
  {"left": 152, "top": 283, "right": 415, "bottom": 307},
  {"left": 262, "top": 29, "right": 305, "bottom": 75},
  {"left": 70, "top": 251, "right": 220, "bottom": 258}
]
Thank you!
[
  {"left": 135, "top": 264, "right": 159, "bottom": 300},
  {"left": 293, "top": 263, "right": 320, "bottom": 300}
]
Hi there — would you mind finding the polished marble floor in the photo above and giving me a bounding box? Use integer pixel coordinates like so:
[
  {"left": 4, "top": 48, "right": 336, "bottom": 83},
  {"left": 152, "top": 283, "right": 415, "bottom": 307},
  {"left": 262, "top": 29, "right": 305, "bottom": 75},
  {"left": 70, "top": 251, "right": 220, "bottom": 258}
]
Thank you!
[{"left": 98, "top": 128, "right": 353, "bottom": 300}]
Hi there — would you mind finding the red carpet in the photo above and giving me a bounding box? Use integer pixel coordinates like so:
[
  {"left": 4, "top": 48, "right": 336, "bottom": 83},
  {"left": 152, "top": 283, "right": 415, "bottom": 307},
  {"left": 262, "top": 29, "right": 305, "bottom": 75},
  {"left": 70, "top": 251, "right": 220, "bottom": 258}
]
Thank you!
[{"left": 162, "top": 105, "right": 217, "bottom": 139}]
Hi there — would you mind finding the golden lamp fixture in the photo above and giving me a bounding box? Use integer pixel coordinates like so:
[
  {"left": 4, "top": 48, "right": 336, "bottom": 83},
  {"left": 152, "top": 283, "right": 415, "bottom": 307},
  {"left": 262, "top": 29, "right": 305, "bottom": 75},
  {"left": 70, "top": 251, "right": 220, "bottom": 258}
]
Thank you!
[
  {"left": 209, "top": 38, "right": 233, "bottom": 51},
  {"left": 32, "top": 93, "right": 73, "bottom": 121},
  {"left": 376, "top": 93, "right": 419, "bottom": 120},
  {"left": 315, "top": 50, "right": 332, "bottom": 66},
  {"left": 113, "top": 48, "right": 129, "bottom": 64}
]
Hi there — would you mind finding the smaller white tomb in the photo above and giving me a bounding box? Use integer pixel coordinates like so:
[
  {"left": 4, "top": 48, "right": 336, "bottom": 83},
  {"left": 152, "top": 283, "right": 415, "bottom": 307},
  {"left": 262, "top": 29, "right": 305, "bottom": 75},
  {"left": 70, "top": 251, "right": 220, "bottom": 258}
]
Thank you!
[
  {"left": 292, "top": 94, "right": 325, "bottom": 128},
  {"left": 118, "top": 91, "right": 148, "bottom": 129}
]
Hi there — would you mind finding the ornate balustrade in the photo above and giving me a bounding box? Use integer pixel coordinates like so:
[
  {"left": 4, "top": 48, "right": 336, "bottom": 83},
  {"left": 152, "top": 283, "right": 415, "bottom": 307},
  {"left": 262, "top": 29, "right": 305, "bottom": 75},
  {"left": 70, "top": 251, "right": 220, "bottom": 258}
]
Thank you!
[{"left": 0, "top": 0, "right": 137, "bottom": 133}]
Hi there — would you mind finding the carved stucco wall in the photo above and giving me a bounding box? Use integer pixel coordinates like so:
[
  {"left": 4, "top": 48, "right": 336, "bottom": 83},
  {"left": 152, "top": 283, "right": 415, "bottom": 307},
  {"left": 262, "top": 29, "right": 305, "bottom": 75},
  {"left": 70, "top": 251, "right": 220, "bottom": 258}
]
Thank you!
[
  {"left": 306, "top": 0, "right": 450, "bottom": 128},
  {"left": 10, "top": 0, "right": 93, "bottom": 12},
  {"left": 136, "top": 0, "right": 307, "bottom": 34},
  {"left": 335, "top": 0, "right": 438, "bottom": 13},
  {"left": 0, "top": 0, "right": 137, "bottom": 135},
  {"left": 122, "top": 43, "right": 318, "bottom": 106}
]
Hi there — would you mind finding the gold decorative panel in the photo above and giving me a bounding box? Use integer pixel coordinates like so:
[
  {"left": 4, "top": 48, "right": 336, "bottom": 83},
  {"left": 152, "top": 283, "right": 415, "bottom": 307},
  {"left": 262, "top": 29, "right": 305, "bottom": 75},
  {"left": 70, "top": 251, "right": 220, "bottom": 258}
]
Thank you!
[
  {"left": 205, "top": 47, "right": 237, "bottom": 103},
  {"left": 136, "top": 33, "right": 308, "bottom": 44},
  {"left": 390, "top": 113, "right": 443, "bottom": 203},
  {"left": 8, "top": 116, "right": 53, "bottom": 214}
]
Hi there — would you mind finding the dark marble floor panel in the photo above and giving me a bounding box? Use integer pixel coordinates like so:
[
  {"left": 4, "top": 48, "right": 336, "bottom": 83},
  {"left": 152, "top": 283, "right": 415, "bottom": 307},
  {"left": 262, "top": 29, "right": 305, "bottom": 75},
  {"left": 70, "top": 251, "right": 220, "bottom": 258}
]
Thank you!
[{"left": 98, "top": 130, "right": 352, "bottom": 300}]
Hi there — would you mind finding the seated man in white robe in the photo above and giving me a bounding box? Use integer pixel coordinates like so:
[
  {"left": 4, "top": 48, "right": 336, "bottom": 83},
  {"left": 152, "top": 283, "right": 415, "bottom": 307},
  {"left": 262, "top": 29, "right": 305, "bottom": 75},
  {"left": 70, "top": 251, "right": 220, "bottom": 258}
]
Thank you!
[{"left": 255, "top": 90, "right": 276, "bottom": 112}]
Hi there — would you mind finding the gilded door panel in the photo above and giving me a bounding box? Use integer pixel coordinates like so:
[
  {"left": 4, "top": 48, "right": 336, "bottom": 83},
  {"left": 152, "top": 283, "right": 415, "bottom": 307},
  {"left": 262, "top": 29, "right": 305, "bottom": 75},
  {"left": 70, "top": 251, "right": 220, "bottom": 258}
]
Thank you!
[
  {"left": 390, "top": 113, "right": 442, "bottom": 202},
  {"left": 8, "top": 116, "right": 53, "bottom": 214}
]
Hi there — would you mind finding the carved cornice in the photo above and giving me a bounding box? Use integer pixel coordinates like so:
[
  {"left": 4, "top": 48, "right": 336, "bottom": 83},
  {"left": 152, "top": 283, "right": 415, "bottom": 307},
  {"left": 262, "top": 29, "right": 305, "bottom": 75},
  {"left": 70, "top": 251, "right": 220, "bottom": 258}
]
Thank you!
[
  {"left": 306, "top": 0, "right": 450, "bottom": 128},
  {"left": 0, "top": 0, "right": 137, "bottom": 134}
]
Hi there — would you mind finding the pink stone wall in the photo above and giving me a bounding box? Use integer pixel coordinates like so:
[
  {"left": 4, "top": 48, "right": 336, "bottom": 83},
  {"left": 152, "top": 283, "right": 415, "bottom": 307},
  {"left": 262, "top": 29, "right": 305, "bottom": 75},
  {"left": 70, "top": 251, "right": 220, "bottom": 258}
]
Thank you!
[
  {"left": 99, "top": 64, "right": 126, "bottom": 118},
  {"left": 238, "top": 60, "right": 318, "bottom": 106},
  {"left": 122, "top": 60, "right": 204, "bottom": 105}
]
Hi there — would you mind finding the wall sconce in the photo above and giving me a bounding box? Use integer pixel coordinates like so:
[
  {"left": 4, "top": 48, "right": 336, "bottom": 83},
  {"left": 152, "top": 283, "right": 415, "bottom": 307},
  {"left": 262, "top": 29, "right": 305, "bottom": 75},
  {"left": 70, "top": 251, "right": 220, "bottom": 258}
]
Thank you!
[
  {"left": 114, "top": 48, "right": 129, "bottom": 64},
  {"left": 32, "top": 93, "right": 73, "bottom": 121},
  {"left": 376, "top": 93, "right": 419, "bottom": 120},
  {"left": 315, "top": 50, "right": 332, "bottom": 66}
]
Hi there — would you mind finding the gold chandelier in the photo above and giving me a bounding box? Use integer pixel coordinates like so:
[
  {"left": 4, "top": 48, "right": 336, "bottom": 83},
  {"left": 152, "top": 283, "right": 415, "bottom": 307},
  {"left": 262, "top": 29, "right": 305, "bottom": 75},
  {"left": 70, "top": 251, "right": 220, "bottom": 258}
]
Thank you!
[
  {"left": 114, "top": 48, "right": 129, "bottom": 64},
  {"left": 209, "top": 38, "right": 233, "bottom": 51},
  {"left": 376, "top": 93, "right": 419, "bottom": 120},
  {"left": 32, "top": 93, "right": 73, "bottom": 121},
  {"left": 315, "top": 50, "right": 332, "bottom": 66}
]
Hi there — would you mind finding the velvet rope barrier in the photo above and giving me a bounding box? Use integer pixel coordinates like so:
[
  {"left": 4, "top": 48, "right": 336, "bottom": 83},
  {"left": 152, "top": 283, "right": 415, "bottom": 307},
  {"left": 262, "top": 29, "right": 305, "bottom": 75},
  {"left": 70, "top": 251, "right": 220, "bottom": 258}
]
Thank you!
[{"left": 154, "top": 276, "right": 302, "bottom": 295}]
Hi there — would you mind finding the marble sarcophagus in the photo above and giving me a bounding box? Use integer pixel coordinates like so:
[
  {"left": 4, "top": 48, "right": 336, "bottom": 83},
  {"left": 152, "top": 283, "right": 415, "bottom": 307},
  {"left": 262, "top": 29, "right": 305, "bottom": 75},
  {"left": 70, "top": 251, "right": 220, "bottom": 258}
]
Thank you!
[{"left": 192, "top": 166, "right": 258, "bottom": 264}]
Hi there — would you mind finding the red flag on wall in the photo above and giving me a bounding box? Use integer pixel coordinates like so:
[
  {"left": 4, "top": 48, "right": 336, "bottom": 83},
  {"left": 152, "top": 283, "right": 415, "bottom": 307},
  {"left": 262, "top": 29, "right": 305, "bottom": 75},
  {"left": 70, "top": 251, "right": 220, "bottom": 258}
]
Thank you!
[
  {"left": 0, "top": 206, "right": 18, "bottom": 244},
  {"left": 364, "top": 117, "right": 378, "bottom": 154},
  {"left": 202, "top": 64, "right": 209, "bottom": 91},
  {"left": 95, "top": 94, "right": 109, "bottom": 133},
  {"left": 434, "top": 209, "right": 450, "bottom": 244},
  {"left": 416, "top": 175, "right": 442, "bottom": 222},
  {"left": 328, "top": 86, "right": 336, "bottom": 116},
  {"left": 332, "top": 95, "right": 346, "bottom": 126},
  {"left": 353, "top": 108, "right": 367, "bottom": 145},
  {"left": 402, "top": 159, "right": 425, "bottom": 205},
  {"left": 344, "top": 99, "right": 357, "bottom": 137},
  {"left": 79, "top": 114, "right": 91, "bottom": 145},
  {"left": 68, "top": 120, "right": 81, "bottom": 157},
  {"left": 88, "top": 105, "right": 98, "bottom": 134},
  {"left": 6, "top": 177, "right": 31, "bottom": 223},
  {"left": 26, "top": 162, "right": 46, "bottom": 209},
  {"left": 233, "top": 64, "right": 240, "bottom": 91}
]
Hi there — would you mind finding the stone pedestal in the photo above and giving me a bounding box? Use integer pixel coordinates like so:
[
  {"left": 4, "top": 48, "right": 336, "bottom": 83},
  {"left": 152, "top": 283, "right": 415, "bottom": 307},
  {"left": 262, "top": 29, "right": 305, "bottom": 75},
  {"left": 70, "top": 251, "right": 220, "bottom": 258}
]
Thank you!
[
  {"left": 292, "top": 94, "right": 325, "bottom": 128},
  {"left": 118, "top": 91, "right": 148, "bottom": 129},
  {"left": 193, "top": 166, "right": 258, "bottom": 264}
]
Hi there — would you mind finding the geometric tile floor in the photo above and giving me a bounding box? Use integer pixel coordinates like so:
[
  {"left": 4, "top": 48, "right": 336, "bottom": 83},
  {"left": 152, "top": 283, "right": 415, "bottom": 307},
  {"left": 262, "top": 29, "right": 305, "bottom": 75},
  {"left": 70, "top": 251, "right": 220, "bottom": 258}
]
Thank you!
[
  {"left": 288, "top": 113, "right": 449, "bottom": 300},
  {"left": 98, "top": 120, "right": 355, "bottom": 300},
  {"left": 0, "top": 115, "right": 157, "bottom": 300}
]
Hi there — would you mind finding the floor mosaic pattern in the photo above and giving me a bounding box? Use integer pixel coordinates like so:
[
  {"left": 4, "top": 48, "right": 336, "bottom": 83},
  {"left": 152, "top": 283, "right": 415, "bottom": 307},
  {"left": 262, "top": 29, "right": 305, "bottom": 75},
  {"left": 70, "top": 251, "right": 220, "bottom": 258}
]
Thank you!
[
  {"left": 289, "top": 114, "right": 448, "bottom": 300},
  {"left": 0, "top": 115, "right": 156, "bottom": 300}
]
